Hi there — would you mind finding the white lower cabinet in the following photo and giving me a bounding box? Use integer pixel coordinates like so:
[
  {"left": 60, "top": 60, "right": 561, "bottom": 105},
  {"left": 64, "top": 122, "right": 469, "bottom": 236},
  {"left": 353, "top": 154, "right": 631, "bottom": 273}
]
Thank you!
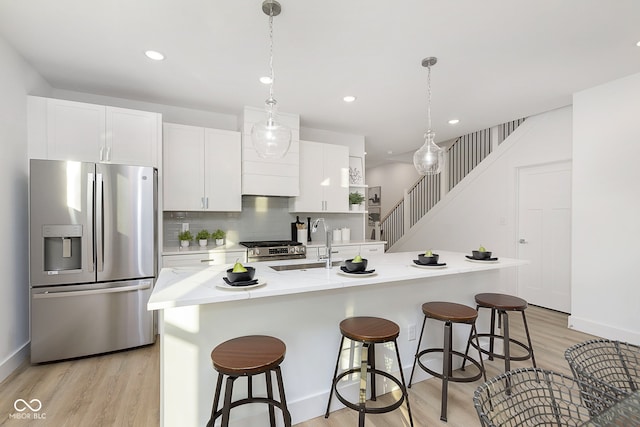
[
  {"left": 316, "top": 242, "right": 385, "bottom": 259},
  {"left": 163, "top": 123, "right": 241, "bottom": 211},
  {"left": 162, "top": 250, "right": 247, "bottom": 268}
]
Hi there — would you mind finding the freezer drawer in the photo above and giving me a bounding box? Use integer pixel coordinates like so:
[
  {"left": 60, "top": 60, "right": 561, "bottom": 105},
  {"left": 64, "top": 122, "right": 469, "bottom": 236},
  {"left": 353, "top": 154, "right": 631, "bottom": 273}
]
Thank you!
[{"left": 31, "top": 279, "right": 155, "bottom": 363}]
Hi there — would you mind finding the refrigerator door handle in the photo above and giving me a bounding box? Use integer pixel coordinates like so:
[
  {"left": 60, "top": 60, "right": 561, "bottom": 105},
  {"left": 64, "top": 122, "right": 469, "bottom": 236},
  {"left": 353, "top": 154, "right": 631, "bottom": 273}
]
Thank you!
[
  {"left": 32, "top": 282, "right": 152, "bottom": 299},
  {"left": 96, "top": 172, "right": 104, "bottom": 272},
  {"left": 87, "top": 172, "right": 95, "bottom": 273}
]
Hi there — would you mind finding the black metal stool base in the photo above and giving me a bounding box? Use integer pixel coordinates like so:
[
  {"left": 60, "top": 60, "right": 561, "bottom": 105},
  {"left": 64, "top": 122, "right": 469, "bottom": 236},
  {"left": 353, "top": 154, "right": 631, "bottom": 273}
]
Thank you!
[
  {"left": 325, "top": 335, "right": 414, "bottom": 427},
  {"left": 206, "top": 366, "right": 291, "bottom": 427},
  {"left": 332, "top": 367, "right": 407, "bottom": 415},
  {"left": 416, "top": 348, "right": 484, "bottom": 383},
  {"left": 468, "top": 332, "right": 534, "bottom": 362}
]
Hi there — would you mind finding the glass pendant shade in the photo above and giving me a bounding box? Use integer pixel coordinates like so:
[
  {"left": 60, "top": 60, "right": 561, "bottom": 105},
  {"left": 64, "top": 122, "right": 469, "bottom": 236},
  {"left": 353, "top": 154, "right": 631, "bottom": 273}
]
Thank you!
[
  {"left": 252, "top": 0, "right": 291, "bottom": 159},
  {"left": 251, "top": 98, "right": 291, "bottom": 158},
  {"left": 413, "top": 130, "right": 444, "bottom": 175}
]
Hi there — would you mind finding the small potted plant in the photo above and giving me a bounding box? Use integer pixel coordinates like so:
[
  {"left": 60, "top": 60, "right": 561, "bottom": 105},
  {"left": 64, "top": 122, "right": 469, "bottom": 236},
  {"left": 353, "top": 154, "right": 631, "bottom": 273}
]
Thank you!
[
  {"left": 212, "top": 229, "right": 226, "bottom": 246},
  {"left": 349, "top": 192, "right": 365, "bottom": 211},
  {"left": 196, "top": 229, "right": 210, "bottom": 247},
  {"left": 178, "top": 230, "right": 193, "bottom": 248}
]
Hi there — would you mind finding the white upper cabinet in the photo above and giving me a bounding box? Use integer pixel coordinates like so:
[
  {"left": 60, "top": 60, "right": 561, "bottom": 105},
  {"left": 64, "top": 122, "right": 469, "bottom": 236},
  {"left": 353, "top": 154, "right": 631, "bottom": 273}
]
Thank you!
[
  {"left": 105, "top": 107, "right": 160, "bottom": 166},
  {"left": 163, "top": 123, "right": 241, "bottom": 212},
  {"left": 27, "top": 96, "right": 161, "bottom": 167},
  {"left": 240, "top": 106, "right": 300, "bottom": 197},
  {"left": 289, "top": 140, "right": 349, "bottom": 213}
]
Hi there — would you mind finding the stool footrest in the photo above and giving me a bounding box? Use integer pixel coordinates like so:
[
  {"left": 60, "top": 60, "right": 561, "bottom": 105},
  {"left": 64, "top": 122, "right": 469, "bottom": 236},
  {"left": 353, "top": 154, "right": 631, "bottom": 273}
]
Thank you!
[
  {"left": 332, "top": 367, "right": 406, "bottom": 414},
  {"left": 416, "top": 348, "right": 484, "bottom": 383},
  {"left": 469, "top": 333, "right": 534, "bottom": 362}
]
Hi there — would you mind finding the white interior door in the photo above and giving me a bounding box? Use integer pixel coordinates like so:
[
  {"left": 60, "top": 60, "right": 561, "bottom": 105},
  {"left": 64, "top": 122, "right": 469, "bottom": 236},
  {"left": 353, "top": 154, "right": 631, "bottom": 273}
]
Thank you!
[{"left": 517, "top": 161, "right": 572, "bottom": 312}]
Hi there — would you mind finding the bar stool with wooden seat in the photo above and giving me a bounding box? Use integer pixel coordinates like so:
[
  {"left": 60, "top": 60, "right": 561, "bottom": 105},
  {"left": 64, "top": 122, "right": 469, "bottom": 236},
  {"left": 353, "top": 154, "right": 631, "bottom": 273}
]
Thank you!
[
  {"left": 462, "top": 293, "right": 537, "bottom": 374},
  {"left": 325, "top": 316, "right": 414, "bottom": 427},
  {"left": 206, "top": 335, "right": 291, "bottom": 427},
  {"left": 409, "top": 301, "right": 487, "bottom": 422}
]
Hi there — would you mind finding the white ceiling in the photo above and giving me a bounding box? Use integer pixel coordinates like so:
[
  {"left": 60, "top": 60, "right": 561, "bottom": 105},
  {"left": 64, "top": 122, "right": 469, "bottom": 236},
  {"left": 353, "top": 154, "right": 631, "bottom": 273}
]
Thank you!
[{"left": 1, "top": 0, "right": 639, "bottom": 167}]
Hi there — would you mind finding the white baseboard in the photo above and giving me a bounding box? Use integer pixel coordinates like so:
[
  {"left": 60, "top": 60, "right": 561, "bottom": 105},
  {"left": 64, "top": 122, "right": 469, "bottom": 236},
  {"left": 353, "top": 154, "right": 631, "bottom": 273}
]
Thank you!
[
  {"left": 568, "top": 315, "right": 640, "bottom": 345},
  {"left": 0, "top": 341, "right": 30, "bottom": 384}
]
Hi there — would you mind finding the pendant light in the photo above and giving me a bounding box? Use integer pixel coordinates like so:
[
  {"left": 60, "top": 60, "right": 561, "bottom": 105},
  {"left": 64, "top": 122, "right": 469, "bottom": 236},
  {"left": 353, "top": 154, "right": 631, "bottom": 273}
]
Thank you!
[
  {"left": 251, "top": 0, "right": 292, "bottom": 159},
  {"left": 413, "top": 57, "right": 444, "bottom": 175}
]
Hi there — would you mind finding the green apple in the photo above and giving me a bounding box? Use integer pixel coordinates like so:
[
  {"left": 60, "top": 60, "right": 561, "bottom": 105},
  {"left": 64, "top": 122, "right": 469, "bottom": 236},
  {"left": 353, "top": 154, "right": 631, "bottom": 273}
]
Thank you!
[
  {"left": 352, "top": 255, "right": 363, "bottom": 263},
  {"left": 232, "top": 261, "right": 247, "bottom": 273},
  {"left": 425, "top": 249, "right": 433, "bottom": 256},
  {"left": 479, "top": 245, "right": 487, "bottom": 252}
]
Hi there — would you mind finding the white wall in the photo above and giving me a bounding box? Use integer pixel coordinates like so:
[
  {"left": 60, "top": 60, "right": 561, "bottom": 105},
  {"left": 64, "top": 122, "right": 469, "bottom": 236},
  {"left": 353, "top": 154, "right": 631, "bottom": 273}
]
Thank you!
[
  {"left": 570, "top": 72, "right": 640, "bottom": 345},
  {"left": 0, "top": 35, "right": 51, "bottom": 381},
  {"left": 366, "top": 162, "right": 419, "bottom": 216},
  {"left": 392, "top": 106, "right": 573, "bottom": 296}
]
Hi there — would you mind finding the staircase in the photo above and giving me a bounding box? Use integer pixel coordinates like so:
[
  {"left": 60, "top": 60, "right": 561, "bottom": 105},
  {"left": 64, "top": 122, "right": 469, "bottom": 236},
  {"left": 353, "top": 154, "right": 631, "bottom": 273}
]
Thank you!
[{"left": 380, "top": 118, "right": 525, "bottom": 249}]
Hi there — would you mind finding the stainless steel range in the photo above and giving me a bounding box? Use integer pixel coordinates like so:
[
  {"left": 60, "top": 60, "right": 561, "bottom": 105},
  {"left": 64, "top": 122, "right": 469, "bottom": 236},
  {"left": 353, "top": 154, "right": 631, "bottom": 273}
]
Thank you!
[{"left": 240, "top": 240, "right": 306, "bottom": 262}]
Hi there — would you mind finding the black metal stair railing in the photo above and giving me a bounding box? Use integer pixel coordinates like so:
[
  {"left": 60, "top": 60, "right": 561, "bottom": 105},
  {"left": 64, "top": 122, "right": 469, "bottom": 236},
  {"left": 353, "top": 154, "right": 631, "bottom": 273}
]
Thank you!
[{"left": 379, "top": 118, "right": 525, "bottom": 250}]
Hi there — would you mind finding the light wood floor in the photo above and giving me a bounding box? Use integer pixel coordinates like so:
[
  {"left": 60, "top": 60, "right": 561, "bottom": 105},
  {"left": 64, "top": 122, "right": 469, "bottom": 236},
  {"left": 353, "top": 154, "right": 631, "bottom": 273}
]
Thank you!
[{"left": 0, "top": 306, "right": 598, "bottom": 427}]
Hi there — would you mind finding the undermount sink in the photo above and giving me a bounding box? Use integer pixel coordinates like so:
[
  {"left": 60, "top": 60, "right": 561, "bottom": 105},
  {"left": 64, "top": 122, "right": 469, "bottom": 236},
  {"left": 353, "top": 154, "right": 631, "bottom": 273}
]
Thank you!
[{"left": 270, "top": 261, "right": 342, "bottom": 271}]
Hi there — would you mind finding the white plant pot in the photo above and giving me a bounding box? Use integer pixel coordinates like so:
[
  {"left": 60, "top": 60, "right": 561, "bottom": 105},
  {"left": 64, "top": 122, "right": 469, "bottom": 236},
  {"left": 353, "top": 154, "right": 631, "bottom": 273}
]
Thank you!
[
  {"left": 199, "top": 239, "right": 208, "bottom": 247},
  {"left": 350, "top": 204, "right": 360, "bottom": 211},
  {"left": 215, "top": 239, "right": 224, "bottom": 246},
  {"left": 180, "top": 240, "right": 190, "bottom": 248}
]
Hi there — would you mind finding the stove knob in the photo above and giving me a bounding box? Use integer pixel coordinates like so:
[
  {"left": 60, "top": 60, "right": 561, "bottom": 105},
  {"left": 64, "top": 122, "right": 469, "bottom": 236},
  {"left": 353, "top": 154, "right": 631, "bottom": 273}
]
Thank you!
[
  {"left": 254, "top": 248, "right": 260, "bottom": 255},
  {"left": 300, "top": 246, "right": 305, "bottom": 253},
  {"left": 289, "top": 247, "right": 295, "bottom": 254}
]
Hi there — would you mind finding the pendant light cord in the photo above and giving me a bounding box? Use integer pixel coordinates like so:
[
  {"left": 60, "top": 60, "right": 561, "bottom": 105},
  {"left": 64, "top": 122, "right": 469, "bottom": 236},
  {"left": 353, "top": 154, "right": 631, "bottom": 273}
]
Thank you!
[
  {"left": 268, "top": 7, "right": 275, "bottom": 102},
  {"left": 426, "top": 62, "right": 432, "bottom": 133}
]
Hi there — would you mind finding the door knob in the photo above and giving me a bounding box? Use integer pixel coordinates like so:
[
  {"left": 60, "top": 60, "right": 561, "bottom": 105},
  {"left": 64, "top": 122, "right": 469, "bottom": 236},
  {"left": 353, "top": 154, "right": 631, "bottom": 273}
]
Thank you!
[{"left": 519, "top": 238, "right": 528, "bottom": 244}]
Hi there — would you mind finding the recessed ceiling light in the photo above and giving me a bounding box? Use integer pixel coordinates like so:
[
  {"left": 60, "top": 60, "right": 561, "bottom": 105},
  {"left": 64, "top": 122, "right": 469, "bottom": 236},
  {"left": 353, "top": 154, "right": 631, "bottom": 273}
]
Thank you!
[
  {"left": 448, "top": 119, "right": 460, "bottom": 125},
  {"left": 259, "top": 76, "right": 272, "bottom": 84},
  {"left": 144, "top": 50, "right": 165, "bottom": 61},
  {"left": 387, "top": 150, "right": 393, "bottom": 155},
  {"left": 343, "top": 95, "right": 357, "bottom": 103},
  {"left": 636, "top": 40, "right": 640, "bottom": 47}
]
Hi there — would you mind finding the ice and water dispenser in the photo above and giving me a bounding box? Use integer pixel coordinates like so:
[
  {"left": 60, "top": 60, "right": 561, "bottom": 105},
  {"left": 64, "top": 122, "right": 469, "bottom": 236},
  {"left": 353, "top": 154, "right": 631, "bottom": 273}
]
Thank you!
[{"left": 42, "top": 224, "right": 83, "bottom": 272}]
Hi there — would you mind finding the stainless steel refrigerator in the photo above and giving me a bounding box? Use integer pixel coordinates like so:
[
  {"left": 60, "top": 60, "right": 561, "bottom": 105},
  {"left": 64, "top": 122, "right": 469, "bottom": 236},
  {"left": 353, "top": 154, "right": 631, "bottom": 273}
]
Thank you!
[{"left": 29, "top": 159, "right": 157, "bottom": 363}]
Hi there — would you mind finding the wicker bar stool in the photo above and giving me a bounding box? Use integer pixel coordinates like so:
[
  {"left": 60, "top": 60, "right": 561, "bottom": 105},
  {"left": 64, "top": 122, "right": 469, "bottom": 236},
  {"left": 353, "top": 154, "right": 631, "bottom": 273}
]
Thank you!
[
  {"left": 324, "top": 316, "right": 414, "bottom": 427},
  {"left": 474, "top": 368, "right": 624, "bottom": 427},
  {"left": 463, "top": 293, "right": 536, "bottom": 373},
  {"left": 409, "top": 301, "right": 487, "bottom": 422},
  {"left": 206, "top": 335, "right": 291, "bottom": 427},
  {"left": 565, "top": 339, "right": 639, "bottom": 401}
]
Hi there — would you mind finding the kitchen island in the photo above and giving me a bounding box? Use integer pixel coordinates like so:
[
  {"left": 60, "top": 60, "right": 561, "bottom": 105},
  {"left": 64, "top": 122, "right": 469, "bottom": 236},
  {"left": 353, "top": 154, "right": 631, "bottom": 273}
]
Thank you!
[{"left": 148, "top": 250, "right": 527, "bottom": 426}]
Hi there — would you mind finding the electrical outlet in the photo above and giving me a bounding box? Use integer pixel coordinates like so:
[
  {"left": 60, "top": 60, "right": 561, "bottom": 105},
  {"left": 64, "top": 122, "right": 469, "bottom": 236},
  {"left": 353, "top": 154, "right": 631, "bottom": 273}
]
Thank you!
[
  {"left": 407, "top": 324, "right": 416, "bottom": 341},
  {"left": 182, "top": 223, "right": 189, "bottom": 232}
]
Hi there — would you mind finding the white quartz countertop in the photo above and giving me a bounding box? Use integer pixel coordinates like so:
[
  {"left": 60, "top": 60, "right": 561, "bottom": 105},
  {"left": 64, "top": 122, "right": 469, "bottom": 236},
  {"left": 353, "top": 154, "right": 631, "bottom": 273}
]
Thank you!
[{"left": 148, "top": 250, "right": 528, "bottom": 310}]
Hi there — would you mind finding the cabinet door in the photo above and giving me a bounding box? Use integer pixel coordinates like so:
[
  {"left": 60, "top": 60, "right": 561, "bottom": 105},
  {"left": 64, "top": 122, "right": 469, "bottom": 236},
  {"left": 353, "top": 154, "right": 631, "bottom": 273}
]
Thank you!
[
  {"left": 290, "top": 140, "right": 324, "bottom": 212},
  {"left": 331, "top": 245, "right": 361, "bottom": 259},
  {"left": 323, "top": 144, "right": 349, "bottom": 212},
  {"left": 163, "top": 124, "right": 205, "bottom": 211},
  {"left": 106, "top": 107, "right": 160, "bottom": 167},
  {"left": 204, "top": 129, "right": 242, "bottom": 211},
  {"left": 46, "top": 98, "right": 104, "bottom": 162},
  {"left": 360, "top": 243, "right": 385, "bottom": 256}
]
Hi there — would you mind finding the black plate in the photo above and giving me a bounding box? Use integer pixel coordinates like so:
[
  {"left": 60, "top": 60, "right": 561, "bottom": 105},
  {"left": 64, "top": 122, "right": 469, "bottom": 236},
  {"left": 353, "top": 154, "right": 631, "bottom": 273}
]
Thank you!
[
  {"left": 465, "top": 255, "right": 498, "bottom": 261},
  {"left": 413, "top": 260, "right": 447, "bottom": 266},
  {"left": 340, "top": 266, "right": 375, "bottom": 274},
  {"left": 223, "top": 277, "right": 259, "bottom": 287}
]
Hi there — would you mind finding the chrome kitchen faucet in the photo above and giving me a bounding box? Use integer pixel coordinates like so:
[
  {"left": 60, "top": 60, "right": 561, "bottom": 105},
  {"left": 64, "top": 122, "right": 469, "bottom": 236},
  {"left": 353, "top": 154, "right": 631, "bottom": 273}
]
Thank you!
[{"left": 311, "top": 218, "right": 332, "bottom": 269}]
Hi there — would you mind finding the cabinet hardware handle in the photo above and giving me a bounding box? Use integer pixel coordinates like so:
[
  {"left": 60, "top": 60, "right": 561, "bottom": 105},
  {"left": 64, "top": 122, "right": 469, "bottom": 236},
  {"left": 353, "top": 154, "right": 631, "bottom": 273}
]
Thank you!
[
  {"left": 519, "top": 238, "right": 528, "bottom": 244},
  {"left": 200, "top": 259, "right": 215, "bottom": 263}
]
